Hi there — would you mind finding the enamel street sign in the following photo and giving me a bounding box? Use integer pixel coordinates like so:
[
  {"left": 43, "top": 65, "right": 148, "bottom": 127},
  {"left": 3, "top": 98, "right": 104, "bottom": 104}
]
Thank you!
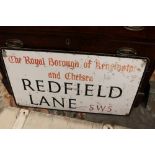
[{"left": 1, "top": 49, "right": 148, "bottom": 115}]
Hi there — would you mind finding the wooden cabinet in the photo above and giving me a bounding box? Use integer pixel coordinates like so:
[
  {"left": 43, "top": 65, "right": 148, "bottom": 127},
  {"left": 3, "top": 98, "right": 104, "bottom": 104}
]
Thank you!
[{"left": 0, "top": 26, "right": 155, "bottom": 106}]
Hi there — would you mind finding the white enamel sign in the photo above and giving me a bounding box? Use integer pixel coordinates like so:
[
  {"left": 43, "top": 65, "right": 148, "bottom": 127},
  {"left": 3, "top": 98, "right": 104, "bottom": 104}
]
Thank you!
[{"left": 2, "top": 49, "right": 147, "bottom": 115}]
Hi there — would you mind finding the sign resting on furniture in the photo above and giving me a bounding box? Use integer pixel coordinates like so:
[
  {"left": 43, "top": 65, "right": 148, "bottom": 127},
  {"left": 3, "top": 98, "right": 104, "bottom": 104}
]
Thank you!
[{"left": 1, "top": 49, "right": 148, "bottom": 115}]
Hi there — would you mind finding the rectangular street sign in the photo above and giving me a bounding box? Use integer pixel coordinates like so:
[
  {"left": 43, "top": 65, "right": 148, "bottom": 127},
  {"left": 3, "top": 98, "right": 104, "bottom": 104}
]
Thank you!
[{"left": 1, "top": 48, "right": 148, "bottom": 115}]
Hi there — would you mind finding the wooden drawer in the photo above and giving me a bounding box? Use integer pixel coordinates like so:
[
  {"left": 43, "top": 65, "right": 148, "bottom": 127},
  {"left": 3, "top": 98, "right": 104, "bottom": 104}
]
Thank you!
[{"left": 0, "top": 27, "right": 155, "bottom": 92}]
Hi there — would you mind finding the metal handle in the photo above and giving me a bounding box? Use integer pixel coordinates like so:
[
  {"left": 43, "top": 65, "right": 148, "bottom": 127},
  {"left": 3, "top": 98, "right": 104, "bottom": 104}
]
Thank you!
[
  {"left": 124, "top": 26, "right": 144, "bottom": 31},
  {"left": 65, "top": 38, "right": 71, "bottom": 46},
  {"left": 5, "top": 39, "right": 23, "bottom": 48},
  {"left": 116, "top": 47, "right": 137, "bottom": 56}
]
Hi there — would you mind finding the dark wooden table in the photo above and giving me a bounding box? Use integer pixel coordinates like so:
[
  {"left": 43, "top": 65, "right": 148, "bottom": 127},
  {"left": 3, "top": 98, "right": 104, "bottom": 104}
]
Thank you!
[{"left": 0, "top": 26, "right": 155, "bottom": 106}]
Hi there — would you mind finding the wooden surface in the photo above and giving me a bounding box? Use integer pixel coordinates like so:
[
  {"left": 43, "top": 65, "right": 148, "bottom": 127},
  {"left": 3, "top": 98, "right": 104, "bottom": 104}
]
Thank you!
[
  {"left": 0, "top": 27, "right": 155, "bottom": 91},
  {"left": 0, "top": 26, "right": 155, "bottom": 107},
  {"left": 0, "top": 27, "right": 155, "bottom": 58}
]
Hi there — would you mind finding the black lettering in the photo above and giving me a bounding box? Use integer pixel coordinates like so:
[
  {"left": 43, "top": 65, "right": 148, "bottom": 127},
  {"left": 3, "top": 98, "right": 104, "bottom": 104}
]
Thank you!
[
  {"left": 36, "top": 80, "right": 45, "bottom": 92},
  {"left": 97, "top": 85, "right": 106, "bottom": 97},
  {"left": 69, "top": 98, "right": 76, "bottom": 109},
  {"left": 48, "top": 81, "right": 61, "bottom": 93},
  {"left": 85, "top": 84, "right": 93, "bottom": 96},
  {"left": 22, "top": 79, "right": 35, "bottom": 91},
  {"left": 64, "top": 82, "right": 73, "bottom": 94},
  {"left": 52, "top": 97, "right": 64, "bottom": 108},
  {"left": 109, "top": 86, "right": 122, "bottom": 98},
  {"left": 76, "top": 83, "right": 80, "bottom": 95},
  {"left": 39, "top": 96, "right": 50, "bottom": 106},
  {"left": 29, "top": 95, "right": 38, "bottom": 105}
]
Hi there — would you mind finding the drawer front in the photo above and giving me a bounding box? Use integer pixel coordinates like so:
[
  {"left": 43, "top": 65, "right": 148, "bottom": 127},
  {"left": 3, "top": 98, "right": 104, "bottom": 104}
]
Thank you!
[{"left": 0, "top": 27, "right": 155, "bottom": 92}]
